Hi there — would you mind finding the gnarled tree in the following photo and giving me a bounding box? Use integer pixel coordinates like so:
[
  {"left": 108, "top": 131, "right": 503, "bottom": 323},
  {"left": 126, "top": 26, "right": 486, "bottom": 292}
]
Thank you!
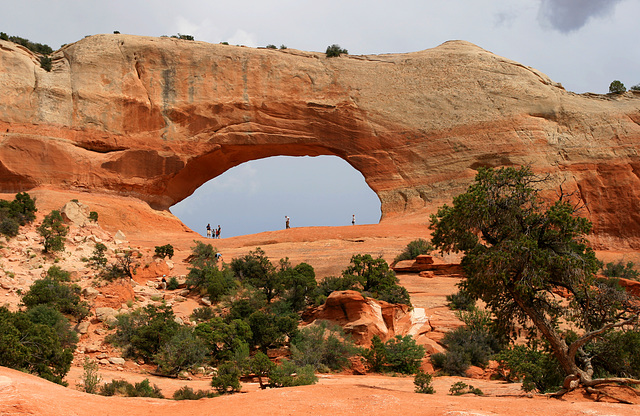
[{"left": 429, "top": 166, "right": 640, "bottom": 400}]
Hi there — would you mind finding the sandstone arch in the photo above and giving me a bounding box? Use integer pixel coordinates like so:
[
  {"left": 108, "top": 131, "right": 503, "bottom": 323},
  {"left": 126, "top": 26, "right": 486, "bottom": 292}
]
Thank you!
[{"left": 1, "top": 35, "right": 640, "bottom": 248}]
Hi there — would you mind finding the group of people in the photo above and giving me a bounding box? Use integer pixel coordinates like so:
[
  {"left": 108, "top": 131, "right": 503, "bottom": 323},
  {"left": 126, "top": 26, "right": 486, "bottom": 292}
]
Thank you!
[
  {"left": 206, "top": 223, "right": 221, "bottom": 239},
  {"left": 283, "top": 214, "right": 356, "bottom": 229}
]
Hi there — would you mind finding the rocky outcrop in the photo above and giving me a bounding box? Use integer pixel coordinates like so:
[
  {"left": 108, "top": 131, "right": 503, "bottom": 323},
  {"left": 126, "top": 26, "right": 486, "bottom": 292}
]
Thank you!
[
  {"left": 302, "top": 290, "right": 430, "bottom": 346},
  {"left": 1, "top": 35, "right": 639, "bottom": 248},
  {"left": 392, "top": 255, "right": 463, "bottom": 276}
]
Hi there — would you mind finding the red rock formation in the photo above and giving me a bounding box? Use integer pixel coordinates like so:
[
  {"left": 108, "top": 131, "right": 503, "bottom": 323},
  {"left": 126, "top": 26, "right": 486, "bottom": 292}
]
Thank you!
[
  {"left": 302, "top": 290, "right": 417, "bottom": 346},
  {"left": 1, "top": 35, "right": 639, "bottom": 249}
]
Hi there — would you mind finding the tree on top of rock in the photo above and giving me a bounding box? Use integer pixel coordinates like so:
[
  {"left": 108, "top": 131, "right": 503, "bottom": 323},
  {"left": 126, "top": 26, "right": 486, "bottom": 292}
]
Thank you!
[{"left": 429, "top": 166, "right": 640, "bottom": 400}]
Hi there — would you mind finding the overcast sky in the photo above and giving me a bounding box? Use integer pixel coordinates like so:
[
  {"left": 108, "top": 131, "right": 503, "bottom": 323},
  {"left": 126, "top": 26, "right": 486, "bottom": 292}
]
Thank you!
[{"left": 2, "top": 0, "right": 638, "bottom": 237}]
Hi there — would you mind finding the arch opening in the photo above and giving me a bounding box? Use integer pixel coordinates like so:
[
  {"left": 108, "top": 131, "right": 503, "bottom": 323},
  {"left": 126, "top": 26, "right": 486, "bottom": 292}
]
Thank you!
[{"left": 170, "top": 155, "right": 381, "bottom": 238}]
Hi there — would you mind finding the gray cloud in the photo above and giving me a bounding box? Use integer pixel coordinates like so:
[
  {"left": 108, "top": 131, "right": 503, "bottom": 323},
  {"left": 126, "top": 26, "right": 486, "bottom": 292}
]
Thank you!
[{"left": 538, "top": 0, "right": 625, "bottom": 33}]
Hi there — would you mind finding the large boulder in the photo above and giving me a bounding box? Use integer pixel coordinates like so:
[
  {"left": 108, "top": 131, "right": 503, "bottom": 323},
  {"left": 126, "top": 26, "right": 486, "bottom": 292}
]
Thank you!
[{"left": 302, "top": 290, "right": 426, "bottom": 346}]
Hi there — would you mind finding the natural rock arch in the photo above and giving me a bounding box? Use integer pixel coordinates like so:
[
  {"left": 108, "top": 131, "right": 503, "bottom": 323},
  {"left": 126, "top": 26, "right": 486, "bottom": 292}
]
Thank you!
[{"left": 1, "top": 34, "right": 640, "bottom": 248}]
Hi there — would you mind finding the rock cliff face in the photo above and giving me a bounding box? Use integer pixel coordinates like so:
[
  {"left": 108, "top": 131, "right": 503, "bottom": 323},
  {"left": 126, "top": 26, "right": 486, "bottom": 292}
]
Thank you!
[{"left": 1, "top": 35, "right": 639, "bottom": 248}]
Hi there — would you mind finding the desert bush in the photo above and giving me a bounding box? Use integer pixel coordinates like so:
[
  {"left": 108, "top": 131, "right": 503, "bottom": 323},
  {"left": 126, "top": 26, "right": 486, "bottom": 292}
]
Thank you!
[
  {"left": 186, "top": 262, "right": 236, "bottom": 301},
  {"left": 154, "top": 244, "right": 174, "bottom": 259},
  {"left": 108, "top": 304, "right": 180, "bottom": 362},
  {"left": 0, "top": 306, "right": 74, "bottom": 385},
  {"left": 495, "top": 344, "right": 564, "bottom": 392},
  {"left": 22, "top": 266, "right": 89, "bottom": 320},
  {"left": 80, "top": 357, "right": 102, "bottom": 394},
  {"left": 601, "top": 260, "right": 639, "bottom": 281},
  {"left": 0, "top": 217, "right": 19, "bottom": 237},
  {"left": 167, "top": 276, "right": 180, "bottom": 290},
  {"left": 394, "top": 239, "right": 434, "bottom": 263},
  {"left": 154, "top": 327, "right": 208, "bottom": 376},
  {"left": 87, "top": 242, "right": 108, "bottom": 269},
  {"left": 362, "top": 334, "right": 424, "bottom": 374},
  {"left": 89, "top": 211, "right": 98, "bottom": 222},
  {"left": 102, "top": 249, "right": 138, "bottom": 281},
  {"left": 37, "top": 210, "right": 68, "bottom": 253},
  {"left": 414, "top": 370, "right": 435, "bottom": 394},
  {"left": 172, "top": 385, "right": 216, "bottom": 400},
  {"left": 449, "top": 381, "right": 483, "bottom": 395},
  {"left": 99, "top": 378, "right": 164, "bottom": 398},
  {"left": 325, "top": 44, "right": 347, "bottom": 57},
  {"left": 25, "top": 304, "right": 78, "bottom": 349},
  {"left": 194, "top": 317, "right": 252, "bottom": 364},
  {"left": 248, "top": 351, "right": 275, "bottom": 389},
  {"left": 609, "top": 80, "right": 626, "bottom": 94},
  {"left": 247, "top": 310, "right": 298, "bottom": 352},
  {"left": 0, "top": 32, "right": 53, "bottom": 54},
  {"left": 40, "top": 55, "right": 52, "bottom": 71},
  {"left": 290, "top": 320, "right": 358, "bottom": 372},
  {"left": 211, "top": 362, "right": 242, "bottom": 394},
  {"left": 268, "top": 359, "right": 317, "bottom": 387},
  {"left": 446, "top": 289, "right": 476, "bottom": 311},
  {"left": 430, "top": 309, "right": 503, "bottom": 376},
  {"left": 341, "top": 254, "right": 411, "bottom": 306},
  {"left": 190, "top": 306, "right": 215, "bottom": 323},
  {"left": 266, "top": 44, "right": 277, "bottom": 49}
]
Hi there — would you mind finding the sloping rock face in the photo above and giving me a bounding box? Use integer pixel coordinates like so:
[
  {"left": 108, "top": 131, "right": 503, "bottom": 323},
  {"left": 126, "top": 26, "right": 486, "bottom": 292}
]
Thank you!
[{"left": 1, "top": 35, "right": 639, "bottom": 248}]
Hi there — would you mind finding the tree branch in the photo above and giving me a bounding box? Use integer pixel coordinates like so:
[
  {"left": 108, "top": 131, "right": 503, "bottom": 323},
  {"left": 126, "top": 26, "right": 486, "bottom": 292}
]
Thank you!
[{"left": 568, "top": 313, "right": 639, "bottom": 360}]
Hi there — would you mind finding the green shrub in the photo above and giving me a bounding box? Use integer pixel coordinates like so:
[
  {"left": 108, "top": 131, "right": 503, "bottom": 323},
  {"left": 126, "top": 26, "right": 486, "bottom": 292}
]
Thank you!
[
  {"left": 0, "top": 306, "right": 74, "bottom": 385},
  {"left": 431, "top": 310, "right": 503, "bottom": 376},
  {"left": 248, "top": 351, "right": 275, "bottom": 389},
  {"left": 101, "top": 249, "right": 138, "bottom": 281},
  {"left": 394, "top": 239, "right": 434, "bottom": 263},
  {"left": 325, "top": 44, "right": 348, "bottom": 57},
  {"left": 631, "top": 84, "right": 640, "bottom": 91},
  {"left": 190, "top": 306, "right": 215, "bottom": 323},
  {"left": 362, "top": 334, "right": 424, "bottom": 374},
  {"left": 89, "top": 211, "right": 98, "bottom": 222},
  {"left": 154, "top": 244, "right": 174, "bottom": 259},
  {"left": 172, "top": 385, "right": 216, "bottom": 400},
  {"left": 108, "top": 304, "right": 180, "bottom": 362},
  {"left": 186, "top": 262, "right": 236, "bottom": 301},
  {"left": 414, "top": 370, "right": 435, "bottom": 394},
  {"left": 167, "top": 276, "right": 180, "bottom": 290},
  {"left": 154, "top": 328, "right": 208, "bottom": 376},
  {"left": 266, "top": 44, "right": 277, "bottom": 49},
  {"left": 495, "top": 345, "right": 564, "bottom": 392},
  {"left": 290, "top": 321, "right": 358, "bottom": 372},
  {"left": 601, "top": 261, "right": 639, "bottom": 281},
  {"left": 40, "top": 56, "right": 52, "bottom": 72},
  {"left": 87, "top": 242, "right": 108, "bottom": 269},
  {"left": 279, "top": 44, "right": 287, "bottom": 50},
  {"left": 80, "top": 357, "right": 102, "bottom": 394},
  {"left": 211, "top": 362, "right": 242, "bottom": 394},
  {"left": 0, "top": 217, "right": 19, "bottom": 237},
  {"left": 449, "top": 381, "right": 483, "bottom": 395},
  {"left": 268, "top": 359, "right": 317, "bottom": 387},
  {"left": 194, "top": 317, "right": 252, "bottom": 364},
  {"left": 609, "top": 80, "right": 626, "bottom": 94},
  {"left": 0, "top": 32, "right": 53, "bottom": 54},
  {"left": 99, "top": 378, "right": 164, "bottom": 398},
  {"left": 37, "top": 210, "right": 68, "bottom": 253},
  {"left": 341, "top": 254, "right": 411, "bottom": 306},
  {"left": 446, "top": 290, "right": 476, "bottom": 311},
  {"left": 22, "top": 266, "right": 89, "bottom": 320}
]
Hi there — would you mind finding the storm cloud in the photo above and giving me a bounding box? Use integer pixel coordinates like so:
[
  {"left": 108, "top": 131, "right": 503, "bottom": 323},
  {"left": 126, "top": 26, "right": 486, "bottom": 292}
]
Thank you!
[{"left": 538, "top": 0, "right": 625, "bottom": 32}]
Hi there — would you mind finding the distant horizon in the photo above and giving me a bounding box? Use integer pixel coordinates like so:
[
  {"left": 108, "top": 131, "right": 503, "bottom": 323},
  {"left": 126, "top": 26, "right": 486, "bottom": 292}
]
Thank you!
[{"left": 170, "top": 155, "right": 382, "bottom": 239}]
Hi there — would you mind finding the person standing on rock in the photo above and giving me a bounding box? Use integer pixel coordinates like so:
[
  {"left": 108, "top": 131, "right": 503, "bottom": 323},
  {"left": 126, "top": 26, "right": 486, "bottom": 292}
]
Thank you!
[
  {"left": 285, "top": 216, "right": 290, "bottom": 229},
  {"left": 206, "top": 223, "right": 211, "bottom": 238},
  {"left": 161, "top": 275, "right": 167, "bottom": 291},
  {"left": 352, "top": 214, "right": 356, "bottom": 225},
  {"left": 216, "top": 225, "right": 221, "bottom": 239}
]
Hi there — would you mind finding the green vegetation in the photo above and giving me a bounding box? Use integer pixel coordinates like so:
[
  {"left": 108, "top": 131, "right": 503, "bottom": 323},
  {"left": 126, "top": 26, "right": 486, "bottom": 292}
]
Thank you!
[
  {"left": 429, "top": 166, "right": 640, "bottom": 394},
  {"left": 22, "top": 266, "right": 89, "bottom": 320},
  {"left": 609, "top": 80, "right": 626, "bottom": 94},
  {"left": 362, "top": 334, "right": 424, "bottom": 374},
  {"left": 40, "top": 56, "right": 52, "bottom": 71},
  {"left": 290, "top": 321, "right": 358, "bottom": 372},
  {"left": 99, "top": 378, "right": 164, "bottom": 398},
  {"left": 87, "top": 242, "right": 108, "bottom": 269},
  {"left": 80, "top": 357, "right": 102, "bottom": 394},
  {"left": 266, "top": 44, "right": 277, "bottom": 49},
  {"left": 325, "top": 44, "right": 348, "bottom": 57},
  {"left": 394, "top": 238, "right": 433, "bottom": 263},
  {"left": 0, "top": 306, "right": 75, "bottom": 385},
  {"left": 172, "top": 385, "right": 216, "bottom": 400},
  {"left": 414, "top": 370, "right": 435, "bottom": 394},
  {"left": 445, "top": 289, "right": 476, "bottom": 311},
  {"left": 449, "top": 381, "right": 483, "bottom": 396},
  {"left": 154, "top": 244, "right": 174, "bottom": 259},
  {"left": 631, "top": 84, "right": 640, "bottom": 91},
  {"left": 601, "top": 260, "right": 639, "bottom": 281},
  {"left": 0, "top": 192, "right": 37, "bottom": 237},
  {"left": 430, "top": 310, "right": 503, "bottom": 376},
  {"left": 0, "top": 32, "right": 53, "bottom": 54},
  {"left": 37, "top": 210, "right": 68, "bottom": 253},
  {"left": 89, "top": 211, "right": 98, "bottom": 222}
]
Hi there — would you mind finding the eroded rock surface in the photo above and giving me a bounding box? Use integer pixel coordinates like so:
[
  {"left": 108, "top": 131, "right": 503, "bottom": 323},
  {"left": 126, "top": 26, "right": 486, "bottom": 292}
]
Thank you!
[{"left": 1, "top": 35, "right": 639, "bottom": 249}]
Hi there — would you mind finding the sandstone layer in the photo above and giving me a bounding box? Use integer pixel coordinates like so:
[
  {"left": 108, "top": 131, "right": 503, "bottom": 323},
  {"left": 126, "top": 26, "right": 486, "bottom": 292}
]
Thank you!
[{"left": 1, "top": 35, "right": 639, "bottom": 248}]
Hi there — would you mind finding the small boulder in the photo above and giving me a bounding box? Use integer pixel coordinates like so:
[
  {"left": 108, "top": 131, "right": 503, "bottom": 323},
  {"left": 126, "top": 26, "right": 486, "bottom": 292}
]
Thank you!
[
  {"left": 60, "top": 201, "right": 91, "bottom": 227},
  {"left": 108, "top": 357, "right": 126, "bottom": 365},
  {"left": 76, "top": 321, "right": 90, "bottom": 334}
]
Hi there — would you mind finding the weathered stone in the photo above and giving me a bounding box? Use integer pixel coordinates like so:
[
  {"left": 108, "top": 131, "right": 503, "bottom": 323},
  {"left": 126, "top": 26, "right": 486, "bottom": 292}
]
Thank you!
[
  {"left": 82, "top": 287, "right": 100, "bottom": 298},
  {"left": 76, "top": 321, "right": 90, "bottom": 334},
  {"left": 95, "top": 307, "right": 117, "bottom": 323},
  {"left": 61, "top": 201, "right": 91, "bottom": 226},
  {"left": 108, "top": 357, "right": 126, "bottom": 365},
  {"left": 0, "top": 35, "right": 639, "bottom": 251}
]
